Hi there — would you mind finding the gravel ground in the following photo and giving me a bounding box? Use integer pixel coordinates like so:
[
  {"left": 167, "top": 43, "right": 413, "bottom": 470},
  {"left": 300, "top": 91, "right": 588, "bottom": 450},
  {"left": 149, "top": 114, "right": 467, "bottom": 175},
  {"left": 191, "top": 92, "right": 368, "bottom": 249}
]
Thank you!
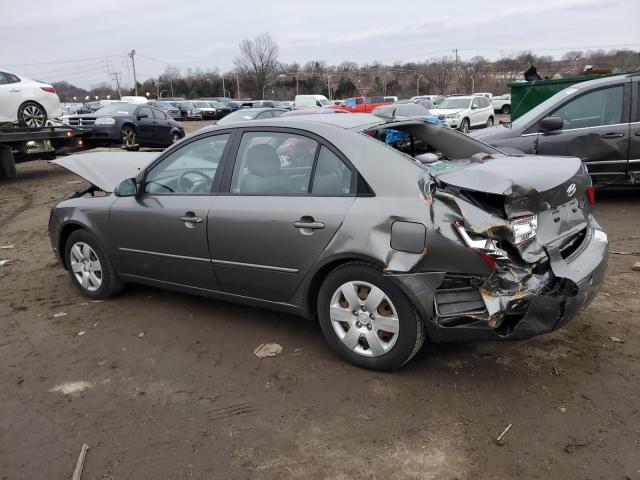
[{"left": 0, "top": 122, "right": 639, "bottom": 479}]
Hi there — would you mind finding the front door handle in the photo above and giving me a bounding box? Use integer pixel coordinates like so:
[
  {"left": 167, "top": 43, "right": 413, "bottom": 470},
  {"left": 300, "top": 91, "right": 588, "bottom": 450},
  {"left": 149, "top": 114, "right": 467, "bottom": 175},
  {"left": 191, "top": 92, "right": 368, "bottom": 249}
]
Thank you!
[
  {"left": 9, "top": 89, "right": 20, "bottom": 93},
  {"left": 634, "top": 131, "right": 640, "bottom": 137},
  {"left": 179, "top": 212, "right": 203, "bottom": 227},
  {"left": 601, "top": 132, "right": 624, "bottom": 139}
]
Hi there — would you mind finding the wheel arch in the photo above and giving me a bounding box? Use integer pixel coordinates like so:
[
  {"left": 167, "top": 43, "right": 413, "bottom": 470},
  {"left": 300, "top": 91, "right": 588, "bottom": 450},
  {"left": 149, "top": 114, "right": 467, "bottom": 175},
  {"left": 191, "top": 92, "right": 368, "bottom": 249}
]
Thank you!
[
  {"left": 58, "top": 222, "right": 89, "bottom": 270},
  {"left": 303, "top": 254, "right": 386, "bottom": 320}
]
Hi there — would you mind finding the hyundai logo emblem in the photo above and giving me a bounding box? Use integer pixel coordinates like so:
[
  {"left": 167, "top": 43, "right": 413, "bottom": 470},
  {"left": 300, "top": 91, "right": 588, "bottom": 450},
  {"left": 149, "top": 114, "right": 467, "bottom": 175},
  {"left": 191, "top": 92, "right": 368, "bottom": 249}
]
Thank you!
[{"left": 566, "top": 183, "right": 576, "bottom": 196}]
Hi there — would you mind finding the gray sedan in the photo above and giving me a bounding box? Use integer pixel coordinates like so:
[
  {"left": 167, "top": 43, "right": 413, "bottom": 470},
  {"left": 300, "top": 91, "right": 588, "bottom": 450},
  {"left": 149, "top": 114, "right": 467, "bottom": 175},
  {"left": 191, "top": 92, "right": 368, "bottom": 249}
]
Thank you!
[{"left": 48, "top": 113, "right": 607, "bottom": 370}]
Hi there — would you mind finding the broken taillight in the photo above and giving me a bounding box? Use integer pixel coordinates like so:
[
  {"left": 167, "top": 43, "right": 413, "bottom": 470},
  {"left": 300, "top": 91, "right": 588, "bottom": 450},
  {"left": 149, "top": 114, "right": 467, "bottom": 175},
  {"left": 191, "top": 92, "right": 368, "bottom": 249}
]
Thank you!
[
  {"left": 586, "top": 185, "right": 595, "bottom": 206},
  {"left": 453, "top": 221, "right": 508, "bottom": 268}
]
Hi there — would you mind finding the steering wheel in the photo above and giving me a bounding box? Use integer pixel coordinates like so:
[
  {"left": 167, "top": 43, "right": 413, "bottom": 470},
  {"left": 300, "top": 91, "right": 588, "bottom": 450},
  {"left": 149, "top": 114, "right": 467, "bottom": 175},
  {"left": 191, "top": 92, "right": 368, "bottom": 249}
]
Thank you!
[{"left": 177, "top": 169, "right": 212, "bottom": 193}]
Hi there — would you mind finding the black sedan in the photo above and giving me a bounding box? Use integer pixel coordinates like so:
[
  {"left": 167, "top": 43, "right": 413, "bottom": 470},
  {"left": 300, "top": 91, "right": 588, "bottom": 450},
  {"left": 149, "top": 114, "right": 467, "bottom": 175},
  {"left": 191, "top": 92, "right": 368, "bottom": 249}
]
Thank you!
[{"left": 65, "top": 103, "right": 184, "bottom": 150}]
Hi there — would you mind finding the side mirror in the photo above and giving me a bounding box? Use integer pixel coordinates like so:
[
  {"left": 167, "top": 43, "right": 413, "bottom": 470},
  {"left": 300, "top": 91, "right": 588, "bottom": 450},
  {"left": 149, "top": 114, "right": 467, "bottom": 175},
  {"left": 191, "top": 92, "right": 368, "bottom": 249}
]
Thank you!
[
  {"left": 540, "top": 116, "right": 563, "bottom": 133},
  {"left": 114, "top": 178, "right": 138, "bottom": 197},
  {"left": 471, "top": 104, "right": 478, "bottom": 110},
  {"left": 137, "top": 113, "right": 149, "bottom": 119}
]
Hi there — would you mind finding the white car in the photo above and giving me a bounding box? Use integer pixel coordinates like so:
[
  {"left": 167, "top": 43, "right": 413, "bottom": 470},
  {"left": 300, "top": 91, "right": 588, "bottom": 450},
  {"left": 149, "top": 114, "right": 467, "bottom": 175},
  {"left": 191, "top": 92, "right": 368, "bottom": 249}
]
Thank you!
[
  {"left": 0, "top": 70, "right": 62, "bottom": 127},
  {"left": 430, "top": 95, "right": 495, "bottom": 133},
  {"left": 491, "top": 94, "right": 511, "bottom": 114}
]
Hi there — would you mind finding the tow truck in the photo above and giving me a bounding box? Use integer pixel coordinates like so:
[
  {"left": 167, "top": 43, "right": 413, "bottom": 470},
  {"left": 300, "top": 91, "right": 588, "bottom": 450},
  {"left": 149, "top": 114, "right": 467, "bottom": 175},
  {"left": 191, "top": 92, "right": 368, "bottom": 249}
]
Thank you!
[{"left": 0, "top": 124, "right": 85, "bottom": 179}]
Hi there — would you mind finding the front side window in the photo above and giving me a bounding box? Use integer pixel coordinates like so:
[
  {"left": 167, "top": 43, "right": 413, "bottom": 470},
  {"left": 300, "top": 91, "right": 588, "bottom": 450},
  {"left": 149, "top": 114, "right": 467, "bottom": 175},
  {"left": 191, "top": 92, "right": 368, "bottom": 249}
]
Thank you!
[
  {"left": 230, "top": 132, "right": 319, "bottom": 195},
  {"left": 472, "top": 97, "right": 480, "bottom": 109},
  {"left": 138, "top": 107, "right": 153, "bottom": 118},
  {"left": 549, "top": 85, "right": 624, "bottom": 129},
  {"left": 312, "top": 146, "right": 353, "bottom": 195},
  {"left": 144, "top": 134, "right": 230, "bottom": 194},
  {"left": 152, "top": 108, "right": 166, "bottom": 120},
  {"left": 344, "top": 98, "right": 356, "bottom": 107}
]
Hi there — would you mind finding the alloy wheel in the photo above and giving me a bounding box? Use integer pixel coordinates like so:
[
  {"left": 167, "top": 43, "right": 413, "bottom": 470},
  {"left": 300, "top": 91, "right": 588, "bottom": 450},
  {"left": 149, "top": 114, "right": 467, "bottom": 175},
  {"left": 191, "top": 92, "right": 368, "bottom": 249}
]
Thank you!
[
  {"left": 69, "top": 242, "right": 103, "bottom": 292},
  {"left": 122, "top": 127, "right": 136, "bottom": 148},
  {"left": 329, "top": 281, "right": 400, "bottom": 357},
  {"left": 171, "top": 133, "right": 180, "bottom": 143},
  {"left": 487, "top": 117, "right": 494, "bottom": 127},
  {"left": 22, "top": 104, "right": 46, "bottom": 127}
]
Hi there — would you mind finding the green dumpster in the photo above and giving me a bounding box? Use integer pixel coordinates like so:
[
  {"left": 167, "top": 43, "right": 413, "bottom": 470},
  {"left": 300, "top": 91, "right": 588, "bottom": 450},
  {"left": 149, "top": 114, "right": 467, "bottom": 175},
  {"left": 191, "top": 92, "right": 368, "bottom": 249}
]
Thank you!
[{"left": 509, "top": 73, "right": 621, "bottom": 121}]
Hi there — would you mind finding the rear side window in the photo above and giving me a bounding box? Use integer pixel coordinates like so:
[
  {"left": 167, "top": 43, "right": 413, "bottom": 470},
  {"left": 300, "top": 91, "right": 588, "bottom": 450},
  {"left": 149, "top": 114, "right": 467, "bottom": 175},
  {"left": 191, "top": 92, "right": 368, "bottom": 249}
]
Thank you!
[
  {"left": 312, "top": 146, "right": 353, "bottom": 195},
  {"left": 231, "top": 132, "right": 319, "bottom": 195},
  {"left": 152, "top": 108, "right": 166, "bottom": 120},
  {"left": 549, "top": 85, "right": 624, "bottom": 129}
]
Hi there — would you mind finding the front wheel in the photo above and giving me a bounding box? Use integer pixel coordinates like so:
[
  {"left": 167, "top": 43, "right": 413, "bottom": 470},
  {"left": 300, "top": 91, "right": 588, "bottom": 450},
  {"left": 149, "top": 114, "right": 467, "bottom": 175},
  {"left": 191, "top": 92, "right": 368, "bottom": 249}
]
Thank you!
[
  {"left": 459, "top": 118, "right": 470, "bottom": 133},
  {"left": 486, "top": 116, "right": 494, "bottom": 127},
  {"left": 121, "top": 126, "right": 138, "bottom": 151},
  {"left": 317, "top": 263, "right": 425, "bottom": 370},
  {"left": 64, "top": 229, "right": 123, "bottom": 300}
]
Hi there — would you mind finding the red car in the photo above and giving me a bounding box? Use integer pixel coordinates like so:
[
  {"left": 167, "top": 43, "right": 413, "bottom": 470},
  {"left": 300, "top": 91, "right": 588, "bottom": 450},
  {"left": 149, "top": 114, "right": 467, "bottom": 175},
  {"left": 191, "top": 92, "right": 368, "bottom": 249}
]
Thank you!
[{"left": 330, "top": 96, "right": 391, "bottom": 113}]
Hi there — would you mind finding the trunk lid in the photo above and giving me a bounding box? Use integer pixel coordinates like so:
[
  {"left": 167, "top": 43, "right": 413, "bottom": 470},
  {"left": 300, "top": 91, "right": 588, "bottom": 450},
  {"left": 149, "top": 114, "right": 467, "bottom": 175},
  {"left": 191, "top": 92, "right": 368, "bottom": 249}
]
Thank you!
[{"left": 431, "top": 154, "right": 590, "bottom": 217}]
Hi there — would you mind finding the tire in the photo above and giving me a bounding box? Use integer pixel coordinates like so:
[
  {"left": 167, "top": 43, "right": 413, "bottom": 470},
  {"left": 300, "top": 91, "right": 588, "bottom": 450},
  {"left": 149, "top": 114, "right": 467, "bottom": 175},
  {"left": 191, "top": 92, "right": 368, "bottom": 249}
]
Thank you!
[
  {"left": 501, "top": 104, "right": 510, "bottom": 115},
  {"left": 170, "top": 131, "right": 181, "bottom": 144},
  {"left": 64, "top": 229, "right": 123, "bottom": 300},
  {"left": 0, "top": 145, "right": 17, "bottom": 180},
  {"left": 17, "top": 101, "right": 47, "bottom": 128},
  {"left": 121, "top": 126, "right": 138, "bottom": 151},
  {"left": 317, "top": 262, "right": 425, "bottom": 371},
  {"left": 486, "top": 116, "right": 494, "bottom": 127},
  {"left": 459, "top": 118, "right": 470, "bottom": 134}
]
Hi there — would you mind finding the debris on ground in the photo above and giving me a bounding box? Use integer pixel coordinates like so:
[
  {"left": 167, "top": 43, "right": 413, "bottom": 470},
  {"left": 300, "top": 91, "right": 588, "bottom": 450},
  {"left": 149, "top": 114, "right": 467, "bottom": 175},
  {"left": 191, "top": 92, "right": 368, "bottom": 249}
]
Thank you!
[
  {"left": 609, "top": 336, "right": 624, "bottom": 343},
  {"left": 254, "top": 343, "right": 283, "bottom": 358},
  {"left": 53, "top": 312, "right": 67, "bottom": 318},
  {"left": 0, "top": 244, "right": 14, "bottom": 249},
  {"left": 632, "top": 261, "right": 640, "bottom": 271},
  {"left": 72, "top": 443, "right": 90, "bottom": 480},
  {"left": 137, "top": 332, "right": 145, "bottom": 338},
  {"left": 49, "top": 381, "right": 94, "bottom": 395},
  {"left": 495, "top": 423, "right": 512, "bottom": 446},
  {"left": 0, "top": 259, "right": 9, "bottom": 267},
  {"left": 77, "top": 331, "right": 86, "bottom": 336},
  {"left": 564, "top": 435, "right": 592, "bottom": 454},
  {"left": 610, "top": 250, "right": 640, "bottom": 256}
]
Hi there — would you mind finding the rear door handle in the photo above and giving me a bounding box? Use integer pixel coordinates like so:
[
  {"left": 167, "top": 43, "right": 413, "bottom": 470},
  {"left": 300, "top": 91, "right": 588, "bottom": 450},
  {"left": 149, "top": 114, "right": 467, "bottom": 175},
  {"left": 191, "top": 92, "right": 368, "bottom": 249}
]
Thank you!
[
  {"left": 293, "top": 216, "right": 325, "bottom": 230},
  {"left": 601, "top": 132, "right": 624, "bottom": 139},
  {"left": 9, "top": 89, "right": 20, "bottom": 93}
]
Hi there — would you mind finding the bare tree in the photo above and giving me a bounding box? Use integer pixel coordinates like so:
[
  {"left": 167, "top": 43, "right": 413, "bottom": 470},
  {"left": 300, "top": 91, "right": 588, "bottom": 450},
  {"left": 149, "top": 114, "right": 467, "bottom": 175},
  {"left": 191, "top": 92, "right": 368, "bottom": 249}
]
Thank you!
[{"left": 234, "top": 32, "right": 280, "bottom": 99}]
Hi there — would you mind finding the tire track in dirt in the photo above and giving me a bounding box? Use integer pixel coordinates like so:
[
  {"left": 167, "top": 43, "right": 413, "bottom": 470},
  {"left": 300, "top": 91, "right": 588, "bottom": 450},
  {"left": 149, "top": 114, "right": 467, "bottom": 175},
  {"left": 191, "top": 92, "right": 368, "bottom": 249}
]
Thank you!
[{"left": 0, "top": 185, "right": 34, "bottom": 226}]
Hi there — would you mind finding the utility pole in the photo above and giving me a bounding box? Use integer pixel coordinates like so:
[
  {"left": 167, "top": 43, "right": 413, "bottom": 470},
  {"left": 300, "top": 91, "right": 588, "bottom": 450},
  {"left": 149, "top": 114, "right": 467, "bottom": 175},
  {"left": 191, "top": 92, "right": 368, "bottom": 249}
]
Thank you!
[
  {"left": 128, "top": 49, "right": 138, "bottom": 96},
  {"left": 110, "top": 72, "right": 122, "bottom": 99},
  {"left": 236, "top": 74, "right": 240, "bottom": 99},
  {"left": 453, "top": 48, "right": 459, "bottom": 93},
  {"left": 221, "top": 74, "right": 225, "bottom": 97}
]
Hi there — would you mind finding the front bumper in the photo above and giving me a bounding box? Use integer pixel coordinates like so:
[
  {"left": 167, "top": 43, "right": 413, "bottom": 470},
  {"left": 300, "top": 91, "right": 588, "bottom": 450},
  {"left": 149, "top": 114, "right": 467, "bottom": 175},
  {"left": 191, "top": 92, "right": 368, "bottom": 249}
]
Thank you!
[
  {"left": 391, "top": 221, "right": 608, "bottom": 342},
  {"left": 443, "top": 117, "right": 460, "bottom": 129},
  {"left": 76, "top": 124, "right": 121, "bottom": 143}
]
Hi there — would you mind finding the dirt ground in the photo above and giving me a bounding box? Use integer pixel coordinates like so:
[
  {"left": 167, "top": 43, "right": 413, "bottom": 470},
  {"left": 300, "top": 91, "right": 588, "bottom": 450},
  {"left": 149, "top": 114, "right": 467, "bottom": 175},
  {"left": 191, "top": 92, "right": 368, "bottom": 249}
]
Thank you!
[{"left": 1, "top": 122, "right": 639, "bottom": 479}]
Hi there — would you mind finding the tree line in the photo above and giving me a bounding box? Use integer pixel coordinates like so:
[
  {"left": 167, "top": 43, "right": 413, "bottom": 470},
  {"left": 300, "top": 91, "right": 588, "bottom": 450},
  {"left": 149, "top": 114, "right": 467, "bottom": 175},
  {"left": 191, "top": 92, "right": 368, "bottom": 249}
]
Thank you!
[{"left": 53, "top": 33, "right": 640, "bottom": 102}]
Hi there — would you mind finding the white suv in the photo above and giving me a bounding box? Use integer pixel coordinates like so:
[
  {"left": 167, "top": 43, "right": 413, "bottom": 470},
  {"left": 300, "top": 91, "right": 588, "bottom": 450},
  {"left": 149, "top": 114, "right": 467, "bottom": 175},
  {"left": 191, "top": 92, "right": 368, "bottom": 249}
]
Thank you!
[
  {"left": 0, "top": 71, "right": 62, "bottom": 127},
  {"left": 431, "top": 95, "right": 494, "bottom": 133}
]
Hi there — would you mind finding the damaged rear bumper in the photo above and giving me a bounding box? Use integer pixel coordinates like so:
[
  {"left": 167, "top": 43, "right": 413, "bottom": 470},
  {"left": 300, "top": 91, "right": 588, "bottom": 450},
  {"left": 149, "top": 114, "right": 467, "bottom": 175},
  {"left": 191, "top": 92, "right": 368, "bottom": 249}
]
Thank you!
[{"left": 389, "top": 219, "right": 608, "bottom": 342}]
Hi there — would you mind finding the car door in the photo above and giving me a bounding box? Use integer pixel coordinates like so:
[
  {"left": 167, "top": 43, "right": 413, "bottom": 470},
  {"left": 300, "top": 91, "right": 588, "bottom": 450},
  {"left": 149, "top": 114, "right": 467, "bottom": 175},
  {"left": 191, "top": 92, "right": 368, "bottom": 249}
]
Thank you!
[
  {"left": 628, "top": 76, "right": 640, "bottom": 182},
  {"left": 536, "top": 82, "right": 630, "bottom": 184},
  {"left": 470, "top": 97, "right": 483, "bottom": 126},
  {"left": 109, "top": 132, "right": 232, "bottom": 289},
  {"left": 0, "top": 72, "right": 22, "bottom": 123},
  {"left": 208, "top": 128, "right": 356, "bottom": 302},
  {"left": 479, "top": 97, "right": 492, "bottom": 123},
  {"left": 135, "top": 106, "right": 156, "bottom": 145},
  {"left": 152, "top": 108, "right": 172, "bottom": 145}
]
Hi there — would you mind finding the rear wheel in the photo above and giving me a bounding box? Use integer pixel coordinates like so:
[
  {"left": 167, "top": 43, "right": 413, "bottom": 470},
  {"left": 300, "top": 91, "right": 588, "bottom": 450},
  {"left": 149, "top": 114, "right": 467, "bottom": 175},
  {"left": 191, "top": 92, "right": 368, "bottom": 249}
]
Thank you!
[
  {"left": 64, "top": 229, "right": 123, "bottom": 300},
  {"left": 459, "top": 118, "right": 470, "bottom": 133},
  {"left": 170, "top": 131, "right": 181, "bottom": 144},
  {"left": 317, "top": 263, "right": 425, "bottom": 370},
  {"left": 486, "top": 116, "right": 494, "bottom": 127},
  {"left": 501, "top": 104, "right": 511, "bottom": 114},
  {"left": 17, "top": 102, "right": 47, "bottom": 128}
]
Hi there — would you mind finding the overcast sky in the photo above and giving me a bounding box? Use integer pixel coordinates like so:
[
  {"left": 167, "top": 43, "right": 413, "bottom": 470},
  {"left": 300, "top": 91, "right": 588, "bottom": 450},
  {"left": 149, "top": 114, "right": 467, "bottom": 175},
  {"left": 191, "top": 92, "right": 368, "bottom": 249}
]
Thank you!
[{"left": 2, "top": 0, "right": 638, "bottom": 88}]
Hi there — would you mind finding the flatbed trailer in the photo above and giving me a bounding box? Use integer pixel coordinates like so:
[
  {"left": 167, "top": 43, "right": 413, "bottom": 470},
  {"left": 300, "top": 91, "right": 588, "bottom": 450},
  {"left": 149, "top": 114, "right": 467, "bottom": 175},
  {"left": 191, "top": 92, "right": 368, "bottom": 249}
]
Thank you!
[{"left": 0, "top": 125, "right": 85, "bottom": 179}]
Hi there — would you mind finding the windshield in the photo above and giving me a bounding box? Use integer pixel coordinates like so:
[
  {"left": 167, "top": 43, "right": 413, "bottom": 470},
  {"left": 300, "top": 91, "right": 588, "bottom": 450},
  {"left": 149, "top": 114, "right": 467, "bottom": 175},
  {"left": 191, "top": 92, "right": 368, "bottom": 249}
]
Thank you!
[
  {"left": 210, "top": 101, "right": 224, "bottom": 107},
  {"left": 437, "top": 97, "right": 471, "bottom": 109},
  {"left": 94, "top": 103, "right": 137, "bottom": 115},
  {"left": 216, "top": 109, "right": 260, "bottom": 125},
  {"left": 194, "top": 102, "right": 211, "bottom": 108},
  {"left": 509, "top": 87, "right": 578, "bottom": 129}
]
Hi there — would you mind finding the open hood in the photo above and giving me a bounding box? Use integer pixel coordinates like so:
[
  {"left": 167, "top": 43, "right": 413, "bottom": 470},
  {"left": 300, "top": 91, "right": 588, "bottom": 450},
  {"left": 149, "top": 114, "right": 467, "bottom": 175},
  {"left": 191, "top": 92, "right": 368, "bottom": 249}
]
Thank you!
[{"left": 51, "top": 152, "right": 158, "bottom": 192}]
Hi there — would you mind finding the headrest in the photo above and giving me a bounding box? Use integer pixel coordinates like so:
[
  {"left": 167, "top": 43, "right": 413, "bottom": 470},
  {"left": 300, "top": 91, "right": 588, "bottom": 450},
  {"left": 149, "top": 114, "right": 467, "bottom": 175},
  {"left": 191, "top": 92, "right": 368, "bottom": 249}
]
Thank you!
[{"left": 245, "top": 144, "right": 280, "bottom": 176}]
